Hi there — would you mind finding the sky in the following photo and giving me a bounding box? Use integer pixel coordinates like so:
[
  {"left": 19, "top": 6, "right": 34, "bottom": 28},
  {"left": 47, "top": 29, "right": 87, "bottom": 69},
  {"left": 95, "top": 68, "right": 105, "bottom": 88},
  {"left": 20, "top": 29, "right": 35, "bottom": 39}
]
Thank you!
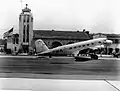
[{"left": 0, "top": 0, "right": 120, "bottom": 38}]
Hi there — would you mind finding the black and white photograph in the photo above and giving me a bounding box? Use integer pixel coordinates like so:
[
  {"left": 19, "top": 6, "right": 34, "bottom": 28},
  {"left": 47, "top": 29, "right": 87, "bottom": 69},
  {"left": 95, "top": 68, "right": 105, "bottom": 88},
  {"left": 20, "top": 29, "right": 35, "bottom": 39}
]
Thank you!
[{"left": 0, "top": 0, "right": 120, "bottom": 91}]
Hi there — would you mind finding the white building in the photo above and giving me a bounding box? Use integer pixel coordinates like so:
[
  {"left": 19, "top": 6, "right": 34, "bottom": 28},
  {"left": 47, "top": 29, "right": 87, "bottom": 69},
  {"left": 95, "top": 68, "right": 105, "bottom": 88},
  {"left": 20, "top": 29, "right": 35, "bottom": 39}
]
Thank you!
[{"left": 92, "top": 33, "right": 120, "bottom": 54}]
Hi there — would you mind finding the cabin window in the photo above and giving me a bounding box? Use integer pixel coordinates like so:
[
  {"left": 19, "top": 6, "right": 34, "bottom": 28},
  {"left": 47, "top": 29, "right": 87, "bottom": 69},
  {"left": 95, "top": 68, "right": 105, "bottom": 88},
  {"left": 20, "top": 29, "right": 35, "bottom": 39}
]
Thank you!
[
  {"left": 79, "top": 46, "right": 81, "bottom": 47},
  {"left": 87, "top": 44, "right": 89, "bottom": 46},
  {"left": 69, "top": 47, "right": 72, "bottom": 49},
  {"left": 74, "top": 46, "right": 77, "bottom": 49},
  {"left": 60, "top": 49, "right": 63, "bottom": 52},
  {"left": 82, "top": 45, "right": 85, "bottom": 47},
  {"left": 98, "top": 41, "right": 101, "bottom": 44},
  {"left": 91, "top": 43, "right": 94, "bottom": 45}
]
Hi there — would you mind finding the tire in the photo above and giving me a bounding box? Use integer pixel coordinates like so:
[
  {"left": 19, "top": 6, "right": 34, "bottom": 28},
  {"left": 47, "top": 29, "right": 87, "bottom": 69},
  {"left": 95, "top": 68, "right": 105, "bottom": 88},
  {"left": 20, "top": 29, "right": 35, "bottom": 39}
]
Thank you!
[
  {"left": 49, "top": 55, "right": 52, "bottom": 58},
  {"left": 90, "top": 54, "right": 98, "bottom": 60}
]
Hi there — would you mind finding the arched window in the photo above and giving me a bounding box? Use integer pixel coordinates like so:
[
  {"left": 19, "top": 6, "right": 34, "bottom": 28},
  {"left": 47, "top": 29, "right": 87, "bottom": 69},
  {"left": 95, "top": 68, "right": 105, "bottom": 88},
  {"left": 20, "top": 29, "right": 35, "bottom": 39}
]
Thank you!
[
  {"left": 51, "top": 41, "right": 62, "bottom": 48},
  {"left": 67, "top": 42, "right": 74, "bottom": 44}
]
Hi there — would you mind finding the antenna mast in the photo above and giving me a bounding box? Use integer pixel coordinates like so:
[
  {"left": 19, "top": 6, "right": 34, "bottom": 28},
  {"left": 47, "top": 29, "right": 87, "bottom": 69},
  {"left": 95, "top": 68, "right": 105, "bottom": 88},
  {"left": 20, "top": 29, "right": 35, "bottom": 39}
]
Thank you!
[{"left": 20, "top": 0, "right": 23, "bottom": 9}]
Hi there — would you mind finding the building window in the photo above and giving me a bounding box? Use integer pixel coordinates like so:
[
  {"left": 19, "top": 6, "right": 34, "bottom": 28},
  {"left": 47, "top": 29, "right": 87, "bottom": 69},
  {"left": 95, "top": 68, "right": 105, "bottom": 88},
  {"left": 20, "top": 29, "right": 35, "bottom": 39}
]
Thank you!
[
  {"left": 26, "top": 24, "right": 29, "bottom": 42},
  {"left": 119, "top": 40, "right": 120, "bottom": 43},
  {"left": 74, "top": 46, "right": 77, "bottom": 49},
  {"left": 13, "top": 38, "right": 15, "bottom": 44},
  {"left": 14, "top": 47, "right": 17, "bottom": 51},
  {"left": 31, "top": 17, "right": 33, "bottom": 22},
  {"left": 23, "top": 16, "right": 26, "bottom": 22},
  {"left": 115, "top": 39, "right": 119, "bottom": 44},
  {"left": 27, "top": 16, "right": 29, "bottom": 23},
  {"left": 16, "top": 38, "right": 19, "bottom": 44},
  {"left": 19, "top": 16, "right": 21, "bottom": 22},
  {"left": 23, "top": 25, "right": 25, "bottom": 42}
]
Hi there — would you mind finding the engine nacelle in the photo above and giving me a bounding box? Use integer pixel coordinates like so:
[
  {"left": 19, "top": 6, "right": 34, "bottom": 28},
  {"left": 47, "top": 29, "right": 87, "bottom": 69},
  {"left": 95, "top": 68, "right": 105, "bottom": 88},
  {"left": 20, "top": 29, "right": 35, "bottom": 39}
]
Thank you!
[{"left": 103, "top": 40, "right": 113, "bottom": 46}]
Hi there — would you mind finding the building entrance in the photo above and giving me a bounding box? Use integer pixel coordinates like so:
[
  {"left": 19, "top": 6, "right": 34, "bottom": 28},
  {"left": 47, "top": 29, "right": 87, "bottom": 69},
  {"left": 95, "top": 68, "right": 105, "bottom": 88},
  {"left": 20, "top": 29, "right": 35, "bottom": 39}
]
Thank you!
[{"left": 22, "top": 45, "right": 29, "bottom": 53}]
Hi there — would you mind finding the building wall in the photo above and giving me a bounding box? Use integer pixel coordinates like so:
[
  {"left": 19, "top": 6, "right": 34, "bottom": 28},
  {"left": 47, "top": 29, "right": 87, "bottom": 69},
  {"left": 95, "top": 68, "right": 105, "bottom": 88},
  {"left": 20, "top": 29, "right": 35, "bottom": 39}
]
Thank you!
[
  {"left": 93, "top": 33, "right": 120, "bottom": 54},
  {"left": 32, "top": 38, "right": 88, "bottom": 49}
]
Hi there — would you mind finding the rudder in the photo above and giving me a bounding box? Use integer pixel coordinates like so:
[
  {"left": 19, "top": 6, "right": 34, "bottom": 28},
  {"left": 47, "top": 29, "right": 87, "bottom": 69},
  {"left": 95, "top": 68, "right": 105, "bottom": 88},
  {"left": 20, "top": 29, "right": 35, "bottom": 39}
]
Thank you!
[{"left": 35, "top": 39, "right": 49, "bottom": 53}]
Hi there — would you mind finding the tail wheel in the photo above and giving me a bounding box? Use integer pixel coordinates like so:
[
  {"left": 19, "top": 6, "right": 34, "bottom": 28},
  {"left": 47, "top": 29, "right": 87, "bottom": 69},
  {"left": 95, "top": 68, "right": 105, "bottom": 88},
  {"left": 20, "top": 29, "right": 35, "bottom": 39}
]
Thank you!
[{"left": 90, "top": 54, "right": 98, "bottom": 60}]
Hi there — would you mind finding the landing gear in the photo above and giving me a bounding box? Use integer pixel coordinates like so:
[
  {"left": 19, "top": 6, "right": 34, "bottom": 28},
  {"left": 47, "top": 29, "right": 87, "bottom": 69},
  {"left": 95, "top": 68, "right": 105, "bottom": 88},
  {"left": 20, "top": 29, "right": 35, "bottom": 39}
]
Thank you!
[
  {"left": 90, "top": 54, "right": 98, "bottom": 60},
  {"left": 49, "top": 55, "right": 52, "bottom": 58}
]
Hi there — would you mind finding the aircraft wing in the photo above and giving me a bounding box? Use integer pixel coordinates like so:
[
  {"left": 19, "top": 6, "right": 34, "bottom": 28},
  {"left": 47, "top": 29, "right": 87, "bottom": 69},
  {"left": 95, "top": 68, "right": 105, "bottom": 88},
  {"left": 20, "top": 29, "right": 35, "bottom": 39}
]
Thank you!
[
  {"left": 36, "top": 38, "right": 112, "bottom": 58},
  {"left": 90, "top": 45, "right": 105, "bottom": 50}
]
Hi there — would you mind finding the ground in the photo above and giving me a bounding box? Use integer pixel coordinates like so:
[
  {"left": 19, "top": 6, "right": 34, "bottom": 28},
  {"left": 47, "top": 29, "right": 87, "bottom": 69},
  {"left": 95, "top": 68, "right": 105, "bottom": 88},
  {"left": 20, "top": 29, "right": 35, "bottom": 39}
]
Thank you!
[
  {"left": 0, "top": 55, "right": 120, "bottom": 91},
  {"left": 0, "top": 55, "right": 119, "bottom": 80}
]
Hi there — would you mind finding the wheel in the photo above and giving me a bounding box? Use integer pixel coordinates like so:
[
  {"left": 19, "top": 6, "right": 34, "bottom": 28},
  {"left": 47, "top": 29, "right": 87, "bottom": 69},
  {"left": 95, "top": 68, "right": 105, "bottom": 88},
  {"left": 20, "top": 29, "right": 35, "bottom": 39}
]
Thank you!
[
  {"left": 90, "top": 54, "right": 98, "bottom": 60},
  {"left": 49, "top": 55, "right": 52, "bottom": 58}
]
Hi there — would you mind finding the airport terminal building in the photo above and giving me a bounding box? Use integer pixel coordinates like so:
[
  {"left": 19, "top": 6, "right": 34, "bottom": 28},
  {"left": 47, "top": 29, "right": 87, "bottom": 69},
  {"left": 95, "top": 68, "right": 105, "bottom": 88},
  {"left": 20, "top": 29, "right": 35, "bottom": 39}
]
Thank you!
[{"left": 3, "top": 5, "right": 120, "bottom": 55}]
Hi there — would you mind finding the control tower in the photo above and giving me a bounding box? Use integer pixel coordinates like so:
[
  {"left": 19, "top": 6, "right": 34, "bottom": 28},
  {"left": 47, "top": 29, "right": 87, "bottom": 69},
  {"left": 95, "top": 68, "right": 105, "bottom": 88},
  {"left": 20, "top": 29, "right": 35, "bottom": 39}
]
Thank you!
[{"left": 19, "top": 4, "right": 33, "bottom": 53}]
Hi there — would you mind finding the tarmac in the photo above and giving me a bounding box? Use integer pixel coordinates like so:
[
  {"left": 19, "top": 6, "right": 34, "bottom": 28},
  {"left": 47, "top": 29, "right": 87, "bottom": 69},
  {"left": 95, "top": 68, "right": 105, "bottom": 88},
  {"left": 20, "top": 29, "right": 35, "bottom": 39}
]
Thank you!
[{"left": 0, "top": 54, "right": 120, "bottom": 91}]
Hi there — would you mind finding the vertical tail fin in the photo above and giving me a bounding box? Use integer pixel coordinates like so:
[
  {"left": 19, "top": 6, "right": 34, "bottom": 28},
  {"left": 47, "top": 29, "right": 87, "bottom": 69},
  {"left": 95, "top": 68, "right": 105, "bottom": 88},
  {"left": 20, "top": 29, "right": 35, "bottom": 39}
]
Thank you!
[{"left": 35, "top": 39, "right": 49, "bottom": 53}]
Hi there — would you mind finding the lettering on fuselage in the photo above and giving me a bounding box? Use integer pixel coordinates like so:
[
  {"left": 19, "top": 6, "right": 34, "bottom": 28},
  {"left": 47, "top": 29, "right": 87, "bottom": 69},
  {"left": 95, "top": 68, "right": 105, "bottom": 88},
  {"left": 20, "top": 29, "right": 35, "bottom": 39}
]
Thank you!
[{"left": 68, "top": 41, "right": 103, "bottom": 50}]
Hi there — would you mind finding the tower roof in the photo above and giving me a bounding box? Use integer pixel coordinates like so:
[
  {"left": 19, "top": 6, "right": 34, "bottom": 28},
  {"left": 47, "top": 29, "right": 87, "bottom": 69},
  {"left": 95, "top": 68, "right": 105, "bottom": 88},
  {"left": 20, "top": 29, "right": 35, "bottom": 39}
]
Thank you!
[{"left": 22, "top": 4, "right": 31, "bottom": 12}]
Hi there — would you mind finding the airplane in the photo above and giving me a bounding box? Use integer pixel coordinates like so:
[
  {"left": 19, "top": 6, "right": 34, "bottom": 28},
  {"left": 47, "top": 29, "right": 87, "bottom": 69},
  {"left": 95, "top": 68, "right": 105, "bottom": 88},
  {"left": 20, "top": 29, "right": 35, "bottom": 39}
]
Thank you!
[{"left": 35, "top": 38, "right": 112, "bottom": 60}]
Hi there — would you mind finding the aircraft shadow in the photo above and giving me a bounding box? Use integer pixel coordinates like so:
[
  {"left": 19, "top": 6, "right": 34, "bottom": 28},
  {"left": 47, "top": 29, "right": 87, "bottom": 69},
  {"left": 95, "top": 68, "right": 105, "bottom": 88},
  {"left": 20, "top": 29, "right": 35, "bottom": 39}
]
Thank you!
[{"left": 74, "top": 56, "right": 91, "bottom": 62}]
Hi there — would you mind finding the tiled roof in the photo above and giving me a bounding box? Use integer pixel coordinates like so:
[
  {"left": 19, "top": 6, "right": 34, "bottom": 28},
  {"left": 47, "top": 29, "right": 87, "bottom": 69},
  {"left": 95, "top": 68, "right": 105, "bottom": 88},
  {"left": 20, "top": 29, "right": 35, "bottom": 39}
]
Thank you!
[
  {"left": 91, "top": 33, "right": 120, "bottom": 39},
  {"left": 33, "top": 30, "right": 90, "bottom": 40},
  {"left": 105, "top": 34, "right": 120, "bottom": 39}
]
